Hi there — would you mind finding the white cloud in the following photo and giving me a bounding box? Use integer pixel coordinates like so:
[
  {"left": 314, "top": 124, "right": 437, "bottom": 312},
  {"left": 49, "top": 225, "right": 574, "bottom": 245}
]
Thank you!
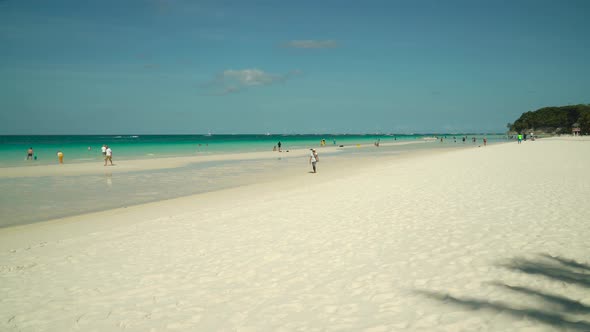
[
  {"left": 285, "top": 40, "right": 338, "bottom": 49},
  {"left": 222, "top": 69, "right": 282, "bottom": 86},
  {"left": 204, "top": 68, "right": 301, "bottom": 95}
]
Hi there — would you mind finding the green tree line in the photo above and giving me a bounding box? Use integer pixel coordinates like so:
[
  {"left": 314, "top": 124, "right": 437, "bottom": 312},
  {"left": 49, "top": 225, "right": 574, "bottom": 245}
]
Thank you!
[{"left": 509, "top": 104, "right": 590, "bottom": 134}]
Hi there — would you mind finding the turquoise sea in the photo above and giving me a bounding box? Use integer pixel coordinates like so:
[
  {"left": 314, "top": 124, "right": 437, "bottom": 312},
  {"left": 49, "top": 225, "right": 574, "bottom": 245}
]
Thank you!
[
  {"left": 0, "top": 134, "right": 507, "bottom": 166},
  {"left": 0, "top": 134, "right": 509, "bottom": 228}
]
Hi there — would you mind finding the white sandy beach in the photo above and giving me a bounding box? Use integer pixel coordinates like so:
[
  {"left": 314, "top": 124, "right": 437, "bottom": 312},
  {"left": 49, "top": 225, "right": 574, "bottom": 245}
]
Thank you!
[{"left": 1, "top": 137, "right": 589, "bottom": 331}]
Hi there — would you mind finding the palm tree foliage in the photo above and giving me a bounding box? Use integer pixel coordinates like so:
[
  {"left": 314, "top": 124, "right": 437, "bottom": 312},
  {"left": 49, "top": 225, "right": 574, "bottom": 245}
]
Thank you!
[{"left": 510, "top": 104, "right": 590, "bottom": 134}]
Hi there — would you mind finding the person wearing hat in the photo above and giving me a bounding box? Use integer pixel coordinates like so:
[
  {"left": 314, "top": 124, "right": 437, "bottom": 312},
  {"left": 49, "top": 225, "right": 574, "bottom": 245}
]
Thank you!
[{"left": 309, "top": 148, "right": 319, "bottom": 173}]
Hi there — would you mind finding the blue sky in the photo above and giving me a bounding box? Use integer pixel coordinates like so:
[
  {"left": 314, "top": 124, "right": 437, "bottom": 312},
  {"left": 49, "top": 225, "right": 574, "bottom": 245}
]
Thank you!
[{"left": 1, "top": 0, "right": 589, "bottom": 134}]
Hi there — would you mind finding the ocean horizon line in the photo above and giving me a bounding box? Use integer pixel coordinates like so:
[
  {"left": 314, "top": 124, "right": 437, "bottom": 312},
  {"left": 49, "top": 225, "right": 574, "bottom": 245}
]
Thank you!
[{"left": 0, "top": 132, "right": 506, "bottom": 137}]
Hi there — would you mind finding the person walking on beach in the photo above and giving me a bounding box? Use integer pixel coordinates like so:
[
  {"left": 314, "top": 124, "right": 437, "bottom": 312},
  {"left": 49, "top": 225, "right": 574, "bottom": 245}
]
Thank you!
[
  {"left": 483, "top": 138, "right": 487, "bottom": 146},
  {"left": 517, "top": 134, "right": 523, "bottom": 144},
  {"left": 277, "top": 141, "right": 282, "bottom": 152},
  {"left": 104, "top": 146, "right": 113, "bottom": 166},
  {"left": 57, "top": 151, "right": 64, "bottom": 164},
  {"left": 26, "top": 147, "right": 34, "bottom": 160},
  {"left": 309, "top": 149, "right": 318, "bottom": 173}
]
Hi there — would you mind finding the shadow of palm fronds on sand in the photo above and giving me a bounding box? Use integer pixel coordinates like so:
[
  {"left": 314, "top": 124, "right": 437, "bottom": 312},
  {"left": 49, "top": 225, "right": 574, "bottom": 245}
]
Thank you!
[{"left": 415, "top": 253, "right": 590, "bottom": 331}]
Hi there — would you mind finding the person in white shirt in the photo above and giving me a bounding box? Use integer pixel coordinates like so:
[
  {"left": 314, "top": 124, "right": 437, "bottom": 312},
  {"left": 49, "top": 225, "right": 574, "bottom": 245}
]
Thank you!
[
  {"left": 101, "top": 145, "right": 107, "bottom": 156},
  {"left": 309, "top": 149, "right": 318, "bottom": 173},
  {"left": 104, "top": 146, "right": 113, "bottom": 166}
]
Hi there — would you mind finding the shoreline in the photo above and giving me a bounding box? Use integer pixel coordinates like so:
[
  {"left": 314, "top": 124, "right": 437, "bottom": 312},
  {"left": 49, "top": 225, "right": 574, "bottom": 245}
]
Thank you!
[
  {"left": 0, "top": 141, "right": 467, "bottom": 232},
  {"left": 0, "top": 140, "right": 436, "bottom": 178}
]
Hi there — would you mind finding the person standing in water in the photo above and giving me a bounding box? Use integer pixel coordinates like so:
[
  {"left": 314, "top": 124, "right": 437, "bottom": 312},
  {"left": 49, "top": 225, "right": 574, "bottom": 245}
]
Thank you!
[
  {"left": 57, "top": 151, "right": 64, "bottom": 164},
  {"left": 309, "top": 149, "right": 318, "bottom": 173},
  {"left": 277, "top": 141, "right": 282, "bottom": 152},
  {"left": 104, "top": 146, "right": 113, "bottom": 166},
  {"left": 26, "top": 147, "right": 34, "bottom": 160}
]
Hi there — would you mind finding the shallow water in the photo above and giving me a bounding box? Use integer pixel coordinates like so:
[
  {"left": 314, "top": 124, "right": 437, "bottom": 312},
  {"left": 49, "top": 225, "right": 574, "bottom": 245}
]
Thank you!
[
  {"left": 0, "top": 134, "right": 507, "bottom": 167},
  {"left": 0, "top": 158, "right": 287, "bottom": 227},
  {"left": 0, "top": 137, "right": 509, "bottom": 228}
]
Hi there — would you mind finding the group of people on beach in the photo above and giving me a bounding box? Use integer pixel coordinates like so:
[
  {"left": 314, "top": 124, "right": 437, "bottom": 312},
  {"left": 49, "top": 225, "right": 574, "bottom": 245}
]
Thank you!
[
  {"left": 25, "top": 147, "right": 65, "bottom": 164},
  {"left": 515, "top": 132, "right": 534, "bottom": 144},
  {"left": 25, "top": 145, "right": 113, "bottom": 165},
  {"left": 439, "top": 136, "right": 488, "bottom": 145}
]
